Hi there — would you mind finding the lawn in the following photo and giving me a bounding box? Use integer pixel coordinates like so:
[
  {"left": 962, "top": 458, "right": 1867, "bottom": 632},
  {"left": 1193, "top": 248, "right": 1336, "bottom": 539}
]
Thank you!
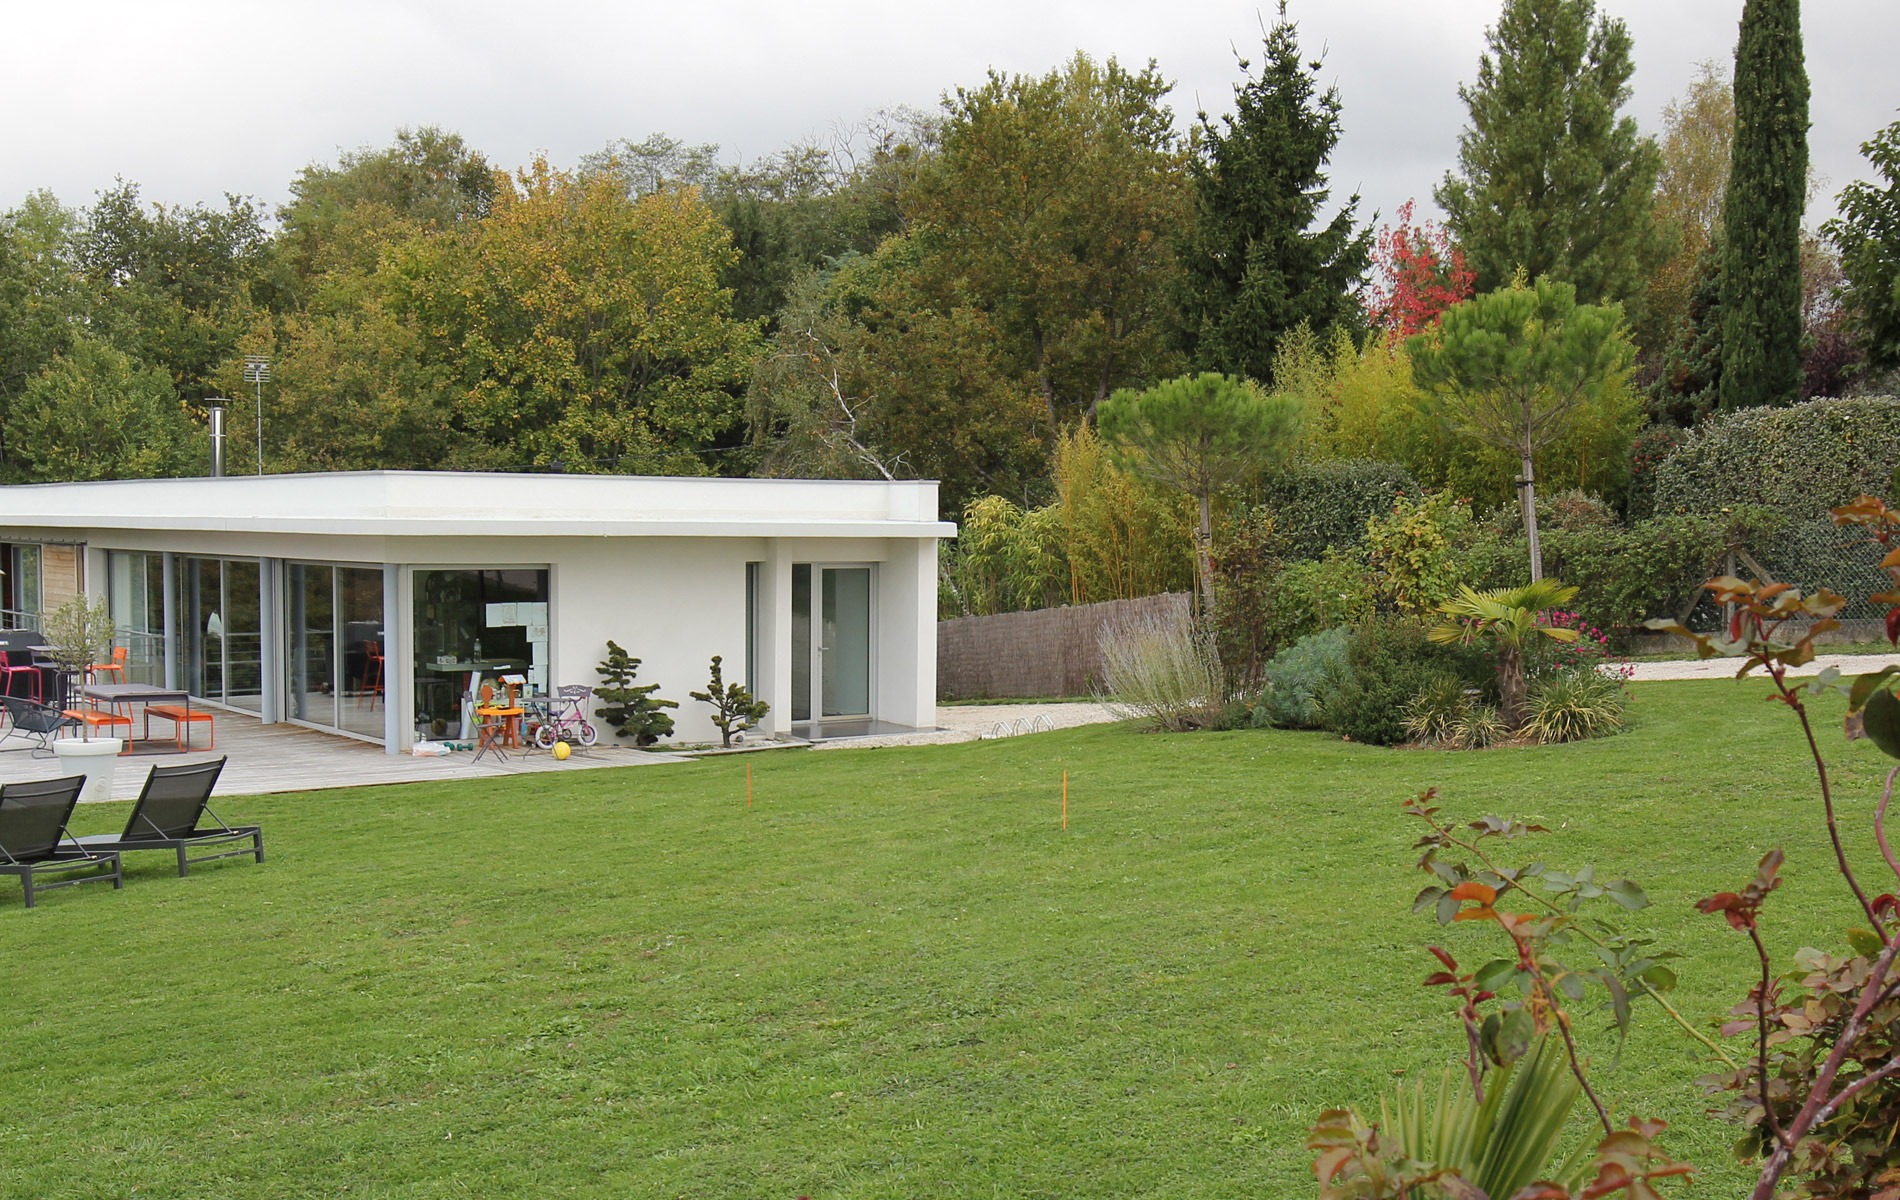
[{"left": 4, "top": 679, "right": 1894, "bottom": 1198}]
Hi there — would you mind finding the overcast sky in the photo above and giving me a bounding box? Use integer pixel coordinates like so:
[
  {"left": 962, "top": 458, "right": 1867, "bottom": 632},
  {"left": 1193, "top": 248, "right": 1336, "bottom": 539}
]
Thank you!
[{"left": 7, "top": 0, "right": 1897, "bottom": 230}]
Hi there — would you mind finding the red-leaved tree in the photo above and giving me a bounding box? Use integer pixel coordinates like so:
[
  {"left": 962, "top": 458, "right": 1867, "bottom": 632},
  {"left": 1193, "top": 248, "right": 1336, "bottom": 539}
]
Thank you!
[{"left": 1366, "top": 199, "right": 1477, "bottom": 339}]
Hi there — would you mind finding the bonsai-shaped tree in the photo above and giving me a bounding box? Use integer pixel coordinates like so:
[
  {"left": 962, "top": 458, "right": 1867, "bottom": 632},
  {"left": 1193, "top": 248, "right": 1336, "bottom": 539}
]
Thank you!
[
  {"left": 1407, "top": 277, "right": 1631, "bottom": 581},
  {"left": 1097, "top": 372, "right": 1301, "bottom": 616},
  {"left": 689, "top": 655, "right": 769, "bottom": 748},
  {"left": 1429, "top": 579, "right": 1580, "bottom": 730},
  {"left": 593, "top": 640, "right": 676, "bottom": 746},
  {"left": 41, "top": 595, "right": 116, "bottom": 739}
]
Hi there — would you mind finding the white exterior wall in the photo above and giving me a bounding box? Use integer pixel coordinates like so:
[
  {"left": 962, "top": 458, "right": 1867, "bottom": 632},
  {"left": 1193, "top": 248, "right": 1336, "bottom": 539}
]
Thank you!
[{"left": 0, "top": 472, "right": 952, "bottom": 752}]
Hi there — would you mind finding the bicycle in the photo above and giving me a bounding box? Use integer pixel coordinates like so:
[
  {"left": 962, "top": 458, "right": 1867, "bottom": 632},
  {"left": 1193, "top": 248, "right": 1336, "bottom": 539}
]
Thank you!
[{"left": 527, "top": 684, "right": 599, "bottom": 751}]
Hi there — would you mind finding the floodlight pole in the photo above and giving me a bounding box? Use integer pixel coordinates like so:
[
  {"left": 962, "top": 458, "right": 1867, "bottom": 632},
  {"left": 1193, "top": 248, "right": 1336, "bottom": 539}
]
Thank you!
[{"left": 242, "top": 355, "right": 271, "bottom": 475}]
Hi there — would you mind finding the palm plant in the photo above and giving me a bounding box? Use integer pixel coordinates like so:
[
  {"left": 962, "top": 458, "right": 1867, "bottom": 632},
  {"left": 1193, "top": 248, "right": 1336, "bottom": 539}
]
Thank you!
[
  {"left": 1382, "top": 1036, "right": 1592, "bottom": 1198},
  {"left": 1429, "top": 580, "right": 1580, "bottom": 730}
]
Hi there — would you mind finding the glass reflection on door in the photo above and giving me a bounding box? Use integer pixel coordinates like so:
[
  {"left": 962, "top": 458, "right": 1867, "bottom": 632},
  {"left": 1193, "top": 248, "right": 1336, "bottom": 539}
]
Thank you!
[
  {"left": 792, "top": 564, "right": 872, "bottom": 723},
  {"left": 287, "top": 563, "right": 385, "bottom": 740},
  {"left": 821, "top": 567, "right": 872, "bottom": 718},
  {"left": 177, "top": 557, "right": 262, "bottom": 712}
]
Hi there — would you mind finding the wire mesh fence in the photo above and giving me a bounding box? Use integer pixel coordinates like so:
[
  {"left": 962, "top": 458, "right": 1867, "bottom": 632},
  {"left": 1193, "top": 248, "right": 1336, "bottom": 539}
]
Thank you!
[{"left": 1681, "top": 517, "right": 1894, "bottom": 632}]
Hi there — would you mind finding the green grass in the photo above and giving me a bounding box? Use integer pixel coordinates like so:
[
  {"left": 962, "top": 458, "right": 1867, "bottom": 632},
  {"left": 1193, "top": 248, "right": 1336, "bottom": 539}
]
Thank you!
[{"left": 4, "top": 680, "right": 1894, "bottom": 1198}]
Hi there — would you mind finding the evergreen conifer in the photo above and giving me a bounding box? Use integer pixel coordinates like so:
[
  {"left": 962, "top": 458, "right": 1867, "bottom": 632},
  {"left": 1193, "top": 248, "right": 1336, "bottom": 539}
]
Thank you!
[{"left": 1719, "top": 0, "right": 1809, "bottom": 409}]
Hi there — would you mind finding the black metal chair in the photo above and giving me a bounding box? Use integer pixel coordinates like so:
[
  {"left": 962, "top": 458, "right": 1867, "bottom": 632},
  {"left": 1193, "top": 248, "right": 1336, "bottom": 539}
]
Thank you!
[
  {"left": 0, "top": 775, "right": 123, "bottom": 909},
  {"left": 71, "top": 757, "right": 261, "bottom": 877},
  {"left": 1, "top": 695, "right": 81, "bottom": 757}
]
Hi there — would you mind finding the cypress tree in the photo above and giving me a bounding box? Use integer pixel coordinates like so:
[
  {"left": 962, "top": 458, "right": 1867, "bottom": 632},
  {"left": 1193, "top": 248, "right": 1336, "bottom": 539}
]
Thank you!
[
  {"left": 1178, "top": 3, "right": 1370, "bottom": 382},
  {"left": 1719, "top": 0, "right": 1809, "bottom": 410},
  {"left": 1436, "top": 0, "right": 1662, "bottom": 308}
]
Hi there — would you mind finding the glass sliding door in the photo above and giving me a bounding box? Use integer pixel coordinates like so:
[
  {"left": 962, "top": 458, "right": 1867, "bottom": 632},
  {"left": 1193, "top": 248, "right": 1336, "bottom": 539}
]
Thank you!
[
  {"left": 287, "top": 564, "right": 336, "bottom": 729},
  {"left": 820, "top": 567, "right": 873, "bottom": 718},
  {"left": 338, "top": 567, "right": 386, "bottom": 739},
  {"left": 2, "top": 544, "right": 41, "bottom": 628},
  {"left": 287, "top": 563, "right": 386, "bottom": 741},
  {"left": 411, "top": 568, "right": 548, "bottom": 741},
  {"left": 791, "top": 563, "right": 873, "bottom": 725},
  {"left": 791, "top": 565, "right": 812, "bottom": 722},
  {"left": 106, "top": 550, "right": 165, "bottom": 685},
  {"left": 176, "top": 557, "right": 263, "bottom": 712}
]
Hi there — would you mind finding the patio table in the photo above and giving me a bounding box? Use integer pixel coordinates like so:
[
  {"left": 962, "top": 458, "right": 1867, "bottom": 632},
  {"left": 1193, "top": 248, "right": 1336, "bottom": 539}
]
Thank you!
[{"left": 81, "top": 683, "right": 196, "bottom": 754}]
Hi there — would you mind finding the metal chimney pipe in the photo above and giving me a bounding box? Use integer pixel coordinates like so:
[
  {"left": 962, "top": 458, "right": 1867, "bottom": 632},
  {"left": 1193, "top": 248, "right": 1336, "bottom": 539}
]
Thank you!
[{"left": 208, "top": 403, "right": 227, "bottom": 478}]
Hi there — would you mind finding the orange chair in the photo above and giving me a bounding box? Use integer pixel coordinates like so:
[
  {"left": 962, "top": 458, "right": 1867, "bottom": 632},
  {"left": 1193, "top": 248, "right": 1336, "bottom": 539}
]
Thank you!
[
  {"left": 88, "top": 646, "right": 128, "bottom": 684},
  {"left": 359, "top": 641, "right": 385, "bottom": 709},
  {"left": 473, "top": 682, "right": 523, "bottom": 761}
]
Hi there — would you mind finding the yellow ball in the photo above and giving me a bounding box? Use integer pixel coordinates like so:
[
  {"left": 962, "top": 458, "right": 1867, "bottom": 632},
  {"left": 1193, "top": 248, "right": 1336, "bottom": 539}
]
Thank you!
[{"left": 552, "top": 741, "right": 572, "bottom": 761}]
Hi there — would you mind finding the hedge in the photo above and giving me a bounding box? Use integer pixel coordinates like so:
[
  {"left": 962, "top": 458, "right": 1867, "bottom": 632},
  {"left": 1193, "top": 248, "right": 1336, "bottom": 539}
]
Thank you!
[
  {"left": 1461, "top": 509, "right": 1786, "bottom": 633},
  {"left": 1650, "top": 395, "right": 1900, "bottom": 517},
  {"left": 1254, "top": 459, "right": 1419, "bottom": 560}
]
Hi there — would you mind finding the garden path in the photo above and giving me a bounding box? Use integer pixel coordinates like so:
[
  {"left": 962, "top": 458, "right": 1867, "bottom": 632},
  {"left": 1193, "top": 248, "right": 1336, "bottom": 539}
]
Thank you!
[{"left": 1626, "top": 650, "right": 1900, "bottom": 682}]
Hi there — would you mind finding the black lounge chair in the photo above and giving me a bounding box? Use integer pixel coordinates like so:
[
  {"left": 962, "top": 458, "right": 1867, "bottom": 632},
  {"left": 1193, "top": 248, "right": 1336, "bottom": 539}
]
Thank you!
[
  {"left": 71, "top": 757, "right": 261, "bottom": 877},
  {"left": 0, "top": 774, "right": 123, "bottom": 909},
  {"left": 1, "top": 695, "right": 81, "bottom": 757}
]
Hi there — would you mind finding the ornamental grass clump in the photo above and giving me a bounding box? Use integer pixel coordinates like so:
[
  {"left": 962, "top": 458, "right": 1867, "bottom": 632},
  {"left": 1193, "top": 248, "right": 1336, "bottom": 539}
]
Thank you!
[
  {"left": 1402, "top": 673, "right": 1471, "bottom": 746},
  {"left": 1095, "top": 609, "right": 1224, "bottom": 732},
  {"left": 1449, "top": 703, "right": 1510, "bottom": 750},
  {"left": 1524, "top": 668, "right": 1629, "bottom": 744}
]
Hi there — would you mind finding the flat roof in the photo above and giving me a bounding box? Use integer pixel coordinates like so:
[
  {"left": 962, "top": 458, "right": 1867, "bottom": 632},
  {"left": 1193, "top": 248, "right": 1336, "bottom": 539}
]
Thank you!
[{"left": 0, "top": 471, "right": 955, "bottom": 539}]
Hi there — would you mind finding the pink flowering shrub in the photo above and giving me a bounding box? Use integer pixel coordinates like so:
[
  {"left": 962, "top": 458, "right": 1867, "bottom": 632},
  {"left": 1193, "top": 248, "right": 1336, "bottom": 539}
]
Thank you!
[{"left": 1528, "top": 609, "right": 1635, "bottom": 684}]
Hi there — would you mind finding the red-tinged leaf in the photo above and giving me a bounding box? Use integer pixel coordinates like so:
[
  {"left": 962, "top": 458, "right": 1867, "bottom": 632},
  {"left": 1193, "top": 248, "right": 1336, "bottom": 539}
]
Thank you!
[
  {"left": 1881, "top": 546, "right": 1900, "bottom": 569},
  {"left": 1584, "top": 1162, "right": 1634, "bottom": 1194},
  {"left": 1754, "top": 849, "right": 1784, "bottom": 889},
  {"left": 1424, "top": 972, "right": 1458, "bottom": 987},
  {"left": 1429, "top": 945, "right": 1458, "bottom": 971},
  {"left": 1506, "top": 1185, "right": 1572, "bottom": 1200},
  {"left": 1728, "top": 611, "right": 1744, "bottom": 641},
  {"left": 1453, "top": 906, "right": 1498, "bottom": 923},
  {"left": 1313, "top": 1147, "right": 1352, "bottom": 1182},
  {"left": 1448, "top": 881, "right": 1498, "bottom": 904},
  {"left": 1888, "top": 607, "right": 1900, "bottom": 646}
]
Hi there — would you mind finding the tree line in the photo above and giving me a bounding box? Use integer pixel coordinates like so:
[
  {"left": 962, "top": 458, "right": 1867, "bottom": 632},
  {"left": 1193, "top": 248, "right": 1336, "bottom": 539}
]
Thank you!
[{"left": 2, "top": 0, "right": 1896, "bottom": 531}]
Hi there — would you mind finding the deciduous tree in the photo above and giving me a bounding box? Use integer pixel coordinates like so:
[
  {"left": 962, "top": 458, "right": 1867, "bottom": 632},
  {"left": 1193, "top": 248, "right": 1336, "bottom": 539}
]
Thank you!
[
  {"left": 1823, "top": 118, "right": 1900, "bottom": 378},
  {"left": 3, "top": 336, "right": 195, "bottom": 483},
  {"left": 1641, "top": 61, "right": 1732, "bottom": 363},
  {"left": 901, "top": 53, "right": 1189, "bottom": 428},
  {"left": 1365, "top": 200, "right": 1476, "bottom": 339}
]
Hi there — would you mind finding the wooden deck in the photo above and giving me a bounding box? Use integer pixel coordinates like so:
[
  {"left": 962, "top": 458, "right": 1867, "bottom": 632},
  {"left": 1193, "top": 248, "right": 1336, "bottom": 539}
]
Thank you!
[{"left": 0, "top": 711, "right": 689, "bottom": 802}]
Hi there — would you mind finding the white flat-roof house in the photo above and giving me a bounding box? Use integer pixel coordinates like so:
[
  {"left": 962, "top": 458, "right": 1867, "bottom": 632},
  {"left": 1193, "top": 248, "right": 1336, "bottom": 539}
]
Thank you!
[{"left": 0, "top": 472, "right": 954, "bottom": 752}]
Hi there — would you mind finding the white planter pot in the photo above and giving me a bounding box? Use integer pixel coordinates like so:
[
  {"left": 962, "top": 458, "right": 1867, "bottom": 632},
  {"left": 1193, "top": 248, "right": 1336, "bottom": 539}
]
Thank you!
[{"left": 51, "top": 737, "right": 124, "bottom": 804}]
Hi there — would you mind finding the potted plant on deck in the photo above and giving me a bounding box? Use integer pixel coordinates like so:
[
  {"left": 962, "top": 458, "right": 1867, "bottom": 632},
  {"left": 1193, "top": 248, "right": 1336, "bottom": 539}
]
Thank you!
[{"left": 42, "top": 595, "right": 123, "bottom": 802}]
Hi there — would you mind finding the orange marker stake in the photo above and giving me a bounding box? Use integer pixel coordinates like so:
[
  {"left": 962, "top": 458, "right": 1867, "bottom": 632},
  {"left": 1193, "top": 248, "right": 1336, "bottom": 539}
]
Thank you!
[
  {"left": 747, "top": 761, "right": 753, "bottom": 809},
  {"left": 1062, "top": 771, "right": 1068, "bottom": 830}
]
